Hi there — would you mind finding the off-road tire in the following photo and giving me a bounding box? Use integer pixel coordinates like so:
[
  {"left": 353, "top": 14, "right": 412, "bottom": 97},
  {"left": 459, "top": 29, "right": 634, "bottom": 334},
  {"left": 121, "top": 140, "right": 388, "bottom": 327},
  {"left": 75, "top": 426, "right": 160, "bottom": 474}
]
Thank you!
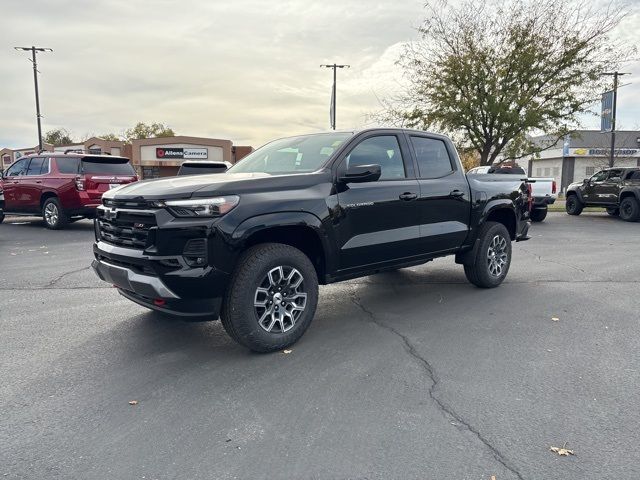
[
  {"left": 606, "top": 207, "right": 619, "bottom": 216},
  {"left": 565, "top": 195, "right": 583, "bottom": 216},
  {"left": 619, "top": 197, "right": 640, "bottom": 222},
  {"left": 42, "top": 197, "right": 69, "bottom": 230},
  {"left": 220, "top": 243, "right": 319, "bottom": 353},
  {"left": 530, "top": 207, "right": 547, "bottom": 222},
  {"left": 464, "top": 221, "right": 512, "bottom": 288}
]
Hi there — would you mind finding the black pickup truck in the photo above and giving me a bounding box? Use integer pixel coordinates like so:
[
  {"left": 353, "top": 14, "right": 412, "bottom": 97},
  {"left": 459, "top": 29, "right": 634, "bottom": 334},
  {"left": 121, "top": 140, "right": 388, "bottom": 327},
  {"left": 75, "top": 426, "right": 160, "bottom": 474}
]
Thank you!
[
  {"left": 566, "top": 167, "right": 640, "bottom": 221},
  {"left": 92, "top": 129, "right": 531, "bottom": 352}
]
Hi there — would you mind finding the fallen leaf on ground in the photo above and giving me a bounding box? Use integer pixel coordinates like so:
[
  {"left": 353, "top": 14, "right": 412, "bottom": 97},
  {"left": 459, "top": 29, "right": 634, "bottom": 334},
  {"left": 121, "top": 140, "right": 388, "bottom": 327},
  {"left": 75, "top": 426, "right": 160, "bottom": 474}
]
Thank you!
[
  {"left": 550, "top": 445, "right": 574, "bottom": 456},
  {"left": 551, "top": 317, "right": 560, "bottom": 322},
  {"left": 283, "top": 349, "right": 292, "bottom": 354},
  {"left": 491, "top": 476, "right": 496, "bottom": 480},
  {"left": 128, "top": 400, "right": 138, "bottom": 405}
]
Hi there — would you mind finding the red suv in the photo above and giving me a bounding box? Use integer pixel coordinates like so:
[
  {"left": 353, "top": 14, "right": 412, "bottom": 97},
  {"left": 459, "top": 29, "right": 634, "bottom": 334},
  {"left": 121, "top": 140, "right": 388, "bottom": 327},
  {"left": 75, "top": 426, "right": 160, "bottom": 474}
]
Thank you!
[{"left": 0, "top": 153, "right": 138, "bottom": 229}]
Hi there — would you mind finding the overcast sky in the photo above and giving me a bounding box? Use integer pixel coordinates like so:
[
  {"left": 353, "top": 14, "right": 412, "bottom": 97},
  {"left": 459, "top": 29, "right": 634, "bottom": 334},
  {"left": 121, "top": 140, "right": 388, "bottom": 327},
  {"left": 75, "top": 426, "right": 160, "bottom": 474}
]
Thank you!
[{"left": 1, "top": 0, "right": 639, "bottom": 150}]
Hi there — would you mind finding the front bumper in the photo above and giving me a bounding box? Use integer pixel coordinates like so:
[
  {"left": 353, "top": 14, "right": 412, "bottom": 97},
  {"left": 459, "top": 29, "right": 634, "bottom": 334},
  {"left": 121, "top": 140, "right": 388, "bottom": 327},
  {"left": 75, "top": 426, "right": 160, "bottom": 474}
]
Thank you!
[{"left": 92, "top": 241, "right": 227, "bottom": 317}]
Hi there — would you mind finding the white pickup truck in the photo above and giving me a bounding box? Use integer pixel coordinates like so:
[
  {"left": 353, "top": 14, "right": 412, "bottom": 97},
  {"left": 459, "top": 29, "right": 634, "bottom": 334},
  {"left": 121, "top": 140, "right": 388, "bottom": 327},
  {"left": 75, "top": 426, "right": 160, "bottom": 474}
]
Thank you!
[{"left": 467, "top": 165, "right": 557, "bottom": 222}]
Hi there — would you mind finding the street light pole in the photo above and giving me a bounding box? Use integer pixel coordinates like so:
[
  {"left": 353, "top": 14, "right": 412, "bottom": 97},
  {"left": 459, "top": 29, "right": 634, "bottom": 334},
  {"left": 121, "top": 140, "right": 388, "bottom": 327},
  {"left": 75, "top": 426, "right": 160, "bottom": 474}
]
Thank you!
[
  {"left": 320, "top": 63, "right": 350, "bottom": 130},
  {"left": 601, "top": 71, "right": 628, "bottom": 168},
  {"left": 14, "top": 46, "right": 53, "bottom": 152}
]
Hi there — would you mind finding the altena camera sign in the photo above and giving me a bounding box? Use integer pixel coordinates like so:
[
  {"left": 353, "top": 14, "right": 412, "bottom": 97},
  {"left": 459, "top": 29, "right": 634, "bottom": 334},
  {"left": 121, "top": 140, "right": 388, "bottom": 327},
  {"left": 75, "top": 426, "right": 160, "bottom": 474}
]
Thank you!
[{"left": 156, "top": 147, "right": 208, "bottom": 159}]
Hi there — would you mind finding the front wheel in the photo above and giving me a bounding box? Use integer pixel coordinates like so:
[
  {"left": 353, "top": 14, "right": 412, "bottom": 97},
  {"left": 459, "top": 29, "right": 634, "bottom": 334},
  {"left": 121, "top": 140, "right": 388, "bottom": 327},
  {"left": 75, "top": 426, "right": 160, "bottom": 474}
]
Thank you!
[
  {"left": 464, "top": 221, "right": 512, "bottom": 288},
  {"left": 221, "top": 243, "right": 319, "bottom": 353},
  {"left": 42, "top": 198, "right": 69, "bottom": 230},
  {"left": 530, "top": 207, "right": 547, "bottom": 222},
  {"left": 565, "top": 195, "right": 583, "bottom": 216},
  {"left": 619, "top": 197, "right": 640, "bottom": 222}
]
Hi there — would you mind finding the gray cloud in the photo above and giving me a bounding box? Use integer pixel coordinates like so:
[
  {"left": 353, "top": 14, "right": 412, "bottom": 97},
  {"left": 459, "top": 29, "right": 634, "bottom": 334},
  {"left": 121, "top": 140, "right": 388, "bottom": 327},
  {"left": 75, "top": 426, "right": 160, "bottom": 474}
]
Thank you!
[{"left": 1, "top": 0, "right": 639, "bottom": 150}]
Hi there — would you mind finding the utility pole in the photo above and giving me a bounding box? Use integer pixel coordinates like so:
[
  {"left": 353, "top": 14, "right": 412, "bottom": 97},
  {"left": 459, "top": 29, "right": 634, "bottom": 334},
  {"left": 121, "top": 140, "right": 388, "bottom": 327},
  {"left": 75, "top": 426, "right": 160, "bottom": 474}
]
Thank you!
[
  {"left": 320, "top": 63, "right": 350, "bottom": 130},
  {"left": 14, "top": 46, "right": 53, "bottom": 152},
  {"left": 601, "top": 71, "right": 628, "bottom": 168}
]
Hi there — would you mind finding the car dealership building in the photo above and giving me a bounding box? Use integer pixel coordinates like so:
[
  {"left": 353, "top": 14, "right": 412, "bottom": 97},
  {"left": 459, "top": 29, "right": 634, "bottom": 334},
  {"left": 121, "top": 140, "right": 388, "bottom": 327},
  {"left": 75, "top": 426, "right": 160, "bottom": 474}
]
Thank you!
[{"left": 525, "top": 130, "right": 640, "bottom": 192}]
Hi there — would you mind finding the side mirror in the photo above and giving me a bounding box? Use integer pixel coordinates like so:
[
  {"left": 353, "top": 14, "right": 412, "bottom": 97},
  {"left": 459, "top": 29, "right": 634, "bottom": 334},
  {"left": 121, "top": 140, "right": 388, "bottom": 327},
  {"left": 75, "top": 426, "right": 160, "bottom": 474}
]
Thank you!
[
  {"left": 340, "top": 164, "right": 381, "bottom": 183},
  {"left": 583, "top": 178, "right": 589, "bottom": 184}
]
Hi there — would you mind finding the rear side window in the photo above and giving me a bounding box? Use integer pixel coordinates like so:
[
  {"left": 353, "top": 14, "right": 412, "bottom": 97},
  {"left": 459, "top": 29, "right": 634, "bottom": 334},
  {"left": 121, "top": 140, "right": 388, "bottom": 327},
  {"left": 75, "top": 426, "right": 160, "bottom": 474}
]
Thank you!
[
  {"left": 26, "top": 157, "right": 47, "bottom": 176},
  {"left": 607, "top": 169, "right": 623, "bottom": 180},
  {"left": 627, "top": 170, "right": 640, "bottom": 180},
  {"left": 410, "top": 137, "right": 454, "bottom": 179},
  {"left": 81, "top": 158, "right": 135, "bottom": 175},
  {"left": 56, "top": 157, "right": 80, "bottom": 174}
]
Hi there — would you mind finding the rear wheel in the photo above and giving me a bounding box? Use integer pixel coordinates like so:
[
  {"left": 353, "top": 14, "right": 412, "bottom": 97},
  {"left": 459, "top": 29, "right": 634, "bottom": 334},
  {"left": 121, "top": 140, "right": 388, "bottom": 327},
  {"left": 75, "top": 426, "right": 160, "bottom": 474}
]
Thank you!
[
  {"left": 530, "top": 207, "right": 547, "bottom": 222},
  {"left": 221, "top": 243, "right": 319, "bottom": 352},
  {"left": 464, "top": 221, "right": 512, "bottom": 288},
  {"left": 565, "top": 195, "right": 583, "bottom": 216},
  {"left": 619, "top": 197, "right": 640, "bottom": 222},
  {"left": 42, "top": 197, "right": 69, "bottom": 230},
  {"left": 606, "top": 207, "right": 619, "bottom": 216}
]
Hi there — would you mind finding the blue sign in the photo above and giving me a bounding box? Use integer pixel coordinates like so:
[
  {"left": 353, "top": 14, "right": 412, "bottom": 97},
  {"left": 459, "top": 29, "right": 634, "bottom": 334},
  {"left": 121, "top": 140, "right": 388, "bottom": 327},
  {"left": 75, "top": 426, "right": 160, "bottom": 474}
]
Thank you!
[{"left": 601, "top": 90, "right": 613, "bottom": 132}]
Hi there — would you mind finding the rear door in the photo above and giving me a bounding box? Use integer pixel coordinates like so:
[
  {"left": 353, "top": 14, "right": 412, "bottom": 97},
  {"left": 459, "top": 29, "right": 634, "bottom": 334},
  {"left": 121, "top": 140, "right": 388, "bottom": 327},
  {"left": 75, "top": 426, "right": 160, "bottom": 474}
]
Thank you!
[
  {"left": 407, "top": 134, "right": 471, "bottom": 253},
  {"left": 21, "top": 157, "right": 49, "bottom": 212},
  {"left": 335, "top": 133, "right": 422, "bottom": 271},
  {"left": 1, "top": 158, "right": 29, "bottom": 211},
  {"left": 80, "top": 157, "right": 137, "bottom": 203}
]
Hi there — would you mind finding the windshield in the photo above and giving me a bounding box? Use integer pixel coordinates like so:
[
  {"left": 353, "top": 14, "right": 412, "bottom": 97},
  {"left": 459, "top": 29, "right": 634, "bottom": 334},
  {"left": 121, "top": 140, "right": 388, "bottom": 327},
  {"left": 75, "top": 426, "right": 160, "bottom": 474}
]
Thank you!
[
  {"left": 81, "top": 157, "right": 136, "bottom": 175},
  {"left": 228, "top": 133, "right": 352, "bottom": 175}
]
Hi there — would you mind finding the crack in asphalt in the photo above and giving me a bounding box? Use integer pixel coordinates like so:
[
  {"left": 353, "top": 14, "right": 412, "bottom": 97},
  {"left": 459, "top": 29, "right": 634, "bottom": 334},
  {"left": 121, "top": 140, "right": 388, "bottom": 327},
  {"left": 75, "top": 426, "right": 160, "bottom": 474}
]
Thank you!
[
  {"left": 43, "top": 266, "right": 92, "bottom": 288},
  {"left": 350, "top": 289, "right": 526, "bottom": 480},
  {"left": 518, "top": 247, "right": 587, "bottom": 275}
]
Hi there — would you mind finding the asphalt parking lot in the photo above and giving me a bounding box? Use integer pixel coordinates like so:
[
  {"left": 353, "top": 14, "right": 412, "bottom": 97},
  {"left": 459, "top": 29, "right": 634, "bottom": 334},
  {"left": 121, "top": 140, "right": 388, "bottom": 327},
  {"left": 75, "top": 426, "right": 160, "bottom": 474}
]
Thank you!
[{"left": 1, "top": 212, "right": 639, "bottom": 480}]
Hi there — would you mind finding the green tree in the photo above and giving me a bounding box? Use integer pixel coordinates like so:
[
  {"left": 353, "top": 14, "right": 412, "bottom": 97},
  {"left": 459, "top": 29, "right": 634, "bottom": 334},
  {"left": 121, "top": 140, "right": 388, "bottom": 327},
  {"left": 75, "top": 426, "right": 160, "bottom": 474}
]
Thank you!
[
  {"left": 98, "top": 133, "right": 122, "bottom": 142},
  {"left": 382, "top": 0, "right": 633, "bottom": 165},
  {"left": 123, "top": 122, "right": 175, "bottom": 143},
  {"left": 43, "top": 128, "right": 74, "bottom": 146}
]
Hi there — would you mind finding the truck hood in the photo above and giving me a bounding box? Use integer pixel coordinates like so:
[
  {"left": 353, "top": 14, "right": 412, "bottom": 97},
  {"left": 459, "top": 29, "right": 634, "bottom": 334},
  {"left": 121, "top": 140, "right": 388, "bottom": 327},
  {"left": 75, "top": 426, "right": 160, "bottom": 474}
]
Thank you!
[{"left": 104, "top": 171, "right": 329, "bottom": 201}]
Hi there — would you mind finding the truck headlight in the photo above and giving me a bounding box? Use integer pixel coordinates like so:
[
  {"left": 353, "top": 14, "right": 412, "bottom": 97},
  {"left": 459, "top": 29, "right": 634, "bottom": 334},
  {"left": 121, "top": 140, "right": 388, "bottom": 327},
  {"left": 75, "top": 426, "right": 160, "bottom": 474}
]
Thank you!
[{"left": 165, "top": 196, "right": 240, "bottom": 217}]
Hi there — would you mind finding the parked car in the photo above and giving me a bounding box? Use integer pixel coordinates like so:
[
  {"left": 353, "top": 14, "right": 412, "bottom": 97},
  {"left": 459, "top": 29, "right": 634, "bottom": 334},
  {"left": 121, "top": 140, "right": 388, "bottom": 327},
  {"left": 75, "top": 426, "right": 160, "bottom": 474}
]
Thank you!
[
  {"left": 0, "top": 152, "right": 138, "bottom": 229},
  {"left": 467, "top": 164, "right": 556, "bottom": 222},
  {"left": 566, "top": 167, "right": 640, "bottom": 221},
  {"left": 177, "top": 160, "right": 231, "bottom": 176},
  {"left": 92, "top": 128, "right": 532, "bottom": 352}
]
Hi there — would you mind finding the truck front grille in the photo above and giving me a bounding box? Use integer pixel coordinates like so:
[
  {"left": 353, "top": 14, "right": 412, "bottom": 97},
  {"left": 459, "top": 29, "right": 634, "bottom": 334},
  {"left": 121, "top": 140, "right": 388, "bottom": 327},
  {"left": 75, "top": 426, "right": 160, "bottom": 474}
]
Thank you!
[{"left": 97, "top": 208, "right": 157, "bottom": 249}]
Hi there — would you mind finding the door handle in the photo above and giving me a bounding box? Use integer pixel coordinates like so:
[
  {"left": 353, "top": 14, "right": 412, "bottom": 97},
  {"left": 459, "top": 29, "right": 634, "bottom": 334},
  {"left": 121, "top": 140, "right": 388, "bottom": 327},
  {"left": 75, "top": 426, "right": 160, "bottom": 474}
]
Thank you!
[
  {"left": 35, "top": 180, "right": 42, "bottom": 184},
  {"left": 450, "top": 190, "right": 465, "bottom": 198},
  {"left": 399, "top": 192, "right": 417, "bottom": 201}
]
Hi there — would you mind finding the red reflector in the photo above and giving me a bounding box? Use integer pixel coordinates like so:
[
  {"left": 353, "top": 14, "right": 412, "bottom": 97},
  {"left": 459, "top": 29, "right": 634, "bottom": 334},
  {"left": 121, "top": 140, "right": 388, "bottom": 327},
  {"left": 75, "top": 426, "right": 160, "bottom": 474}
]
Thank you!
[
  {"left": 154, "top": 299, "right": 166, "bottom": 306},
  {"left": 552, "top": 180, "right": 557, "bottom": 194}
]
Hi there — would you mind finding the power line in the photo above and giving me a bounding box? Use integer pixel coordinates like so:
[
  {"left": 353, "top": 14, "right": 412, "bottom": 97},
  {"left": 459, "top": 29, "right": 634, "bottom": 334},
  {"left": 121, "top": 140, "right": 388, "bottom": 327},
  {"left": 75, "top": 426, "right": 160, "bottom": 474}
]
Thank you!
[
  {"left": 320, "top": 64, "right": 350, "bottom": 130},
  {"left": 14, "top": 46, "right": 53, "bottom": 151}
]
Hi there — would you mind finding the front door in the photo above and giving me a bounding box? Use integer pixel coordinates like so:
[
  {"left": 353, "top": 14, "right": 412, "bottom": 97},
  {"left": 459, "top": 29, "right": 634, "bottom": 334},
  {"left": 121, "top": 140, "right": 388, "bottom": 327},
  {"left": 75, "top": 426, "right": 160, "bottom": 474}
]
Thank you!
[
  {"left": 600, "top": 169, "right": 624, "bottom": 205},
  {"left": 335, "top": 134, "right": 421, "bottom": 271},
  {"left": 1, "top": 158, "right": 29, "bottom": 212},
  {"left": 407, "top": 134, "right": 471, "bottom": 253},
  {"left": 583, "top": 170, "right": 608, "bottom": 204}
]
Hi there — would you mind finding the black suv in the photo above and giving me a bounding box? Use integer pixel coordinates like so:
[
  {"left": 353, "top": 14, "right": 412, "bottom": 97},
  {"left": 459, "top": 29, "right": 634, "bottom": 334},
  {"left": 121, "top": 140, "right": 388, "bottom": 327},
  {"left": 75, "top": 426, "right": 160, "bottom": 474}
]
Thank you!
[
  {"left": 566, "top": 167, "right": 640, "bottom": 221},
  {"left": 91, "top": 129, "right": 531, "bottom": 352}
]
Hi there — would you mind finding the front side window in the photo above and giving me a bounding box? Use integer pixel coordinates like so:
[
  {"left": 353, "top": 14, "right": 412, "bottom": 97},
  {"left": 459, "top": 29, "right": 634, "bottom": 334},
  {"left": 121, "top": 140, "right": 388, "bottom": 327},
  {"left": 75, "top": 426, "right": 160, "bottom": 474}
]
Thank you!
[
  {"left": 26, "top": 157, "right": 46, "bottom": 176},
  {"left": 591, "top": 170, "right": 608, "bottom": 182},
  {"left": 5, "top": 158, "right": 28, "bottom": 176},
  {"left": 345, "top": 135, "right": 406, "bottom": 180},
  {"left": 229, "top": 133, "right": 352, "bottom": 175},
  {"left": 410, "top": 136, "right": 454, "bottom": 179}
]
